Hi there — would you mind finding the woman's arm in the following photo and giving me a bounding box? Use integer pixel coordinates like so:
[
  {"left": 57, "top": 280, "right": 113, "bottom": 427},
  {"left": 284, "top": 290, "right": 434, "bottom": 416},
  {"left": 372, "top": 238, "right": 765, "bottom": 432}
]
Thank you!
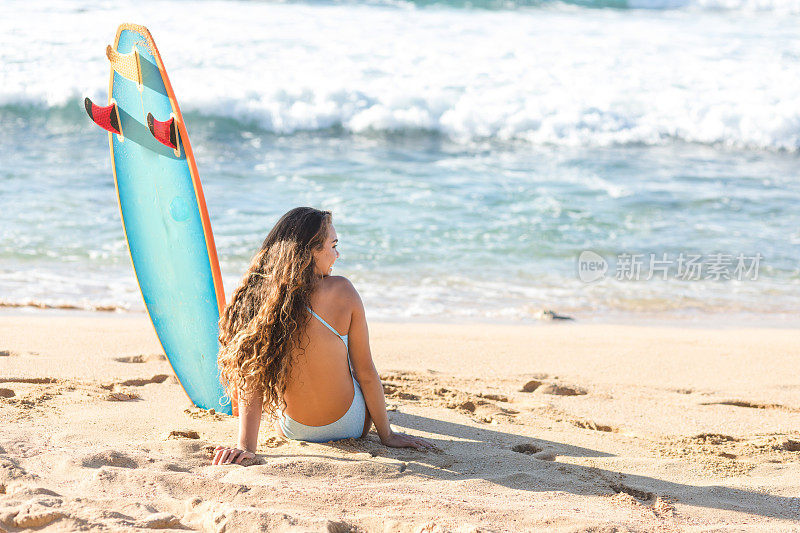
[
  {"left": 236, "top": 383, "right": 264, "bottom": 452},
  {"left": 212, "top": 383, "right": 263, "bottom": 465},
  {"left": 346, "top": 283, "right": 391, "bottom": 440},
  {"left": 344, "top": 280, "right": 437, "bottom": 450}
]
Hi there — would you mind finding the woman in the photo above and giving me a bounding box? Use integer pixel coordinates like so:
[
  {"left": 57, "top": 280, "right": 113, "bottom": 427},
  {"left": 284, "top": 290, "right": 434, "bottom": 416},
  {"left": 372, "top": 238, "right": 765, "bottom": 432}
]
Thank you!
[{"left": 212, "top": 207, "right": 436, "bottom": 465}]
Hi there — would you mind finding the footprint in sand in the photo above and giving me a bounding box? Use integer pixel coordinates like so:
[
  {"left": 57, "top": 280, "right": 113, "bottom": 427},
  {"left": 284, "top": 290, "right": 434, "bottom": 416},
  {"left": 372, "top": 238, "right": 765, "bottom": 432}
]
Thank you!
[
  {"left": 382, "top": 382, "right": 420, "bottom": 401},
  {"left": 105, "top": 391, "right": 141, "bottom": 401},
  {"left": 521, "top": 379, "right": 587, "bottom": 396},
  {"left": 114, "top": 355, "right": 147, "bottom": 363},
  {"left": 325, "top": 520, "right": 360, "bottom": 533},
  {"left": 657, "top": 433, "right": 759, "bottom": 476},
  {"left": 5, "top": 389, "right": 58, "bottom": 409},
  {"left": 113, "top": 354, "right": 167, "bottom": 363},
  {"left": 477, "top": 392, "right": 509, "bottom": 402},
  {"left": 327, "top": 520, "right": 359, "bottom": 533},
  {"left": 100, "top": 374, "right": 169, "bottom": 390},
  {"left": 701, "top": 399, "right": 798, "bottom": 413},
  {"left": 749, "top": 435, "right": 800, "bottom": 454},
  {"left": 689, "top": 433, "right": 740, "bottom": 444},
  {"left": 139, "top": 512, "right": 181, "bottom": 529},
  {"left": 167, "top": 429, "right": 200, "bottom": 440},
  {"left": 120, "top": 374, "right": 169, "bottom": 387},
  {"left": 455, "top": 400, "right": 478, "bottom": 412},
  {"left": 512, "top": 443, "right": 557, "bottom": 461},
  {"left": 184, "top": 407, "right": 226, "bottom": 421},
  {"left": 9, "top": 510, "right": 68, "bottom": 529},
  {"left": 80, "top": 450, "right": 139, "bottom": 469},
  {"left": 164, "top": 463, "right": 192, "bottom": 473},
  {"left": 253, "top": 456, "right": 399, "bottom": 478},
  {"left": 0, "top": 456, "right": 31, "bottom": 484},
  {"left": 8, "top": 487, "right": 61, "bottom": 499},
  {"left": 538, "top": 383, "right": 587, "bottom": 396},
  {"left": 607, "top": 489, "right": 677, "bottom": 520},
  {"left": 259, "top": 436, "right": 288, "bottom": 449},
  {"left": 0, "top": 377, "right": 59, "bottom": 384},
  {"left": 448, "top": 397, "right": 519, "bottom": 425},
  {"left": 609, "top": 483, "right": 654, "bottom": 502},
  {"left": 521, "top": 380, "right": 542, "bottom": 392},
  {"left": 782, "top": 439, "right": 800, "bottom": 452},
  {"left": 520, "top": 373, "right": 550, "bottom": 391},
  {"left": 511, "top": 443, "right": 542, "bottom": 455},
  {"left": 380, "top": 370, "right": 413, "bottom": 381},
  {"left": 570, "top": 418, "right": 617, "bottom": 433}
]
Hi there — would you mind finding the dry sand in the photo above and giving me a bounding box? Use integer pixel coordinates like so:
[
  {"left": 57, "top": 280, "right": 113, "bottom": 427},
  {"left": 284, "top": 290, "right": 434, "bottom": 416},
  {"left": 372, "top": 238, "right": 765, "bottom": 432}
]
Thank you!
[{"left": 0, "top": 312, "right": 798, "bottom": 532}]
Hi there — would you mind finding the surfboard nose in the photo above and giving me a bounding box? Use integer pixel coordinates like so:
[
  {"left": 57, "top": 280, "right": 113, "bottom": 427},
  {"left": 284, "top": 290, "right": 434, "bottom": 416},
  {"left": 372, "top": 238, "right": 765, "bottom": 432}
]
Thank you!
[{"left": 84, "top": 97, "right": 122, "bottom": 136}]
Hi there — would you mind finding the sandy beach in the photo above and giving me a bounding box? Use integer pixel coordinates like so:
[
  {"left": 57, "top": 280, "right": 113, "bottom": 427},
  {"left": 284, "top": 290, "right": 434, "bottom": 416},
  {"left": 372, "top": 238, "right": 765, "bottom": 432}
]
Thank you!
[{"left": 0, "top": 312, "right": 798, "bottom": 532}]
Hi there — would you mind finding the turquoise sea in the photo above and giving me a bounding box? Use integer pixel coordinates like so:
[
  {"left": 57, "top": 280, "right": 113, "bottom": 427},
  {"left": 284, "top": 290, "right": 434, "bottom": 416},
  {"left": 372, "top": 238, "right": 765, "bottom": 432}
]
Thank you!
[{"left": 1, "top": 0, "right": 798, "bottom": 321}]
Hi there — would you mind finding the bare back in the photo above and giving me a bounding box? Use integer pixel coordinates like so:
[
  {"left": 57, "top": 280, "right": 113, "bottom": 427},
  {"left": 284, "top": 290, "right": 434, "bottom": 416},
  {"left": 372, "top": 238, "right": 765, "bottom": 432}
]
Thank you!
[{"left": 281, "top": 276, "right": 355, "bottom": 425}]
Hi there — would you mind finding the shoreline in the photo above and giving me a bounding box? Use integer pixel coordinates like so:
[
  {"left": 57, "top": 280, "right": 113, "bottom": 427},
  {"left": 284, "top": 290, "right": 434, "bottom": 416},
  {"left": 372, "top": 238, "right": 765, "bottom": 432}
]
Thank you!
[{"left": 3, "top": 303, "right": 800, "bottom": 330}]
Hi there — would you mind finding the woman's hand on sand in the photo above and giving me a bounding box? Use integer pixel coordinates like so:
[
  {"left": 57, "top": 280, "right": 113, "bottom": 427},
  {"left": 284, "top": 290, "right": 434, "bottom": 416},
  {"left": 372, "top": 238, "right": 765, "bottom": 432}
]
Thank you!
[
  {"left": 212, "top": 445, "right": 260, "bottom": 466},
  {"left": 380, "top": 431, "right": 438, "bottom": 451}
]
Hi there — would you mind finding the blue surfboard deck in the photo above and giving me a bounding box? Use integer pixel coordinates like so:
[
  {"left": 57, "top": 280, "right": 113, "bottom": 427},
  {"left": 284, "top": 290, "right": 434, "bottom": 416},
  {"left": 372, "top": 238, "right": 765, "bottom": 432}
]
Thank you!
[{"left": 108, "top": 24, "right": 232, "bottom": 414}]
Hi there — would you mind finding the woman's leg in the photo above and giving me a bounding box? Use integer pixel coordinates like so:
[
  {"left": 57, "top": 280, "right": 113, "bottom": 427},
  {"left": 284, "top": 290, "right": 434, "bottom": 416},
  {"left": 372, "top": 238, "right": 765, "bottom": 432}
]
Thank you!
[{"left": 274, "top": 419, "right": 286, "bottom": 438}]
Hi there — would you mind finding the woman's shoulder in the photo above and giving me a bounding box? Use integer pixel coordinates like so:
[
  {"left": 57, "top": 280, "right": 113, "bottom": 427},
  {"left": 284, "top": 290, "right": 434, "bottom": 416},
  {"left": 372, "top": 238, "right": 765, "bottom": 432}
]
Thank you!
[
  {"left": 316, "top": 276, "right": 361, "bottom": 315},
  {"left": 319, "top": 275, "right": 359, "bottom": 298}
]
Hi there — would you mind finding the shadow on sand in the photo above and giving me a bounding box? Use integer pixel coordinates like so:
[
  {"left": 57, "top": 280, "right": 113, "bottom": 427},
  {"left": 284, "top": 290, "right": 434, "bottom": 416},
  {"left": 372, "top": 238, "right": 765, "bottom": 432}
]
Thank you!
[{"left": 306, "top": 411, "right": 800, "bottom": 522}]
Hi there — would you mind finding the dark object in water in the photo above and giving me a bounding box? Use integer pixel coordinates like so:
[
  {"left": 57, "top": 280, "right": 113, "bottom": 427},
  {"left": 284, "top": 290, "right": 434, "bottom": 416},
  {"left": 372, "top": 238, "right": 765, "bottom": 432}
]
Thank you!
[{"left": 535, "top": 309, "right": 574, "bottom": 321}]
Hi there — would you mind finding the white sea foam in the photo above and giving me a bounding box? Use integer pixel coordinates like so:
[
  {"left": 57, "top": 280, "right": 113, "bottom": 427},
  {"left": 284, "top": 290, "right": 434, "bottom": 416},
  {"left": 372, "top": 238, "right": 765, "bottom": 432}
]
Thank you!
[
  {"left": 625, "top": 0, "right": 800, "bottom": 11},
  {"left": 0, "top": 0, "right": 798, "bottom": 151},
  {"left": 2, "top": 1, "right": 799, "bottom": 320}
]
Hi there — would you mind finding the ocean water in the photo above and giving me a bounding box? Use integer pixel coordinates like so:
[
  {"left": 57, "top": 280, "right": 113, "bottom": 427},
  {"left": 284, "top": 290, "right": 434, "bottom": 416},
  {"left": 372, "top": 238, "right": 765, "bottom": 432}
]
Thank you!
[{"left": 1, "top": 0, "right": 799, "bottom": 321}]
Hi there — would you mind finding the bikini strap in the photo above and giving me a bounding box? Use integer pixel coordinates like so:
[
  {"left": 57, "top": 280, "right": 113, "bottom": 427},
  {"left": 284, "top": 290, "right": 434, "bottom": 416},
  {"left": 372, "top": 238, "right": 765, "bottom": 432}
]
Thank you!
[{"left": 307, "top": 307, "right": 347, "bottom": 347}]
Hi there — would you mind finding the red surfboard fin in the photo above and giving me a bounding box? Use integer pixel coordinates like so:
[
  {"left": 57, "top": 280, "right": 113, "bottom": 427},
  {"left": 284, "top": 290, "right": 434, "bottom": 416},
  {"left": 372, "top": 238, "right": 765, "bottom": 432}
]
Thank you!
[
  {"left": 147, "top": 112, "right": 178, "bottom": 150},
  {"left": 84, "top": 97, "right": 122, "bottom": 136}
]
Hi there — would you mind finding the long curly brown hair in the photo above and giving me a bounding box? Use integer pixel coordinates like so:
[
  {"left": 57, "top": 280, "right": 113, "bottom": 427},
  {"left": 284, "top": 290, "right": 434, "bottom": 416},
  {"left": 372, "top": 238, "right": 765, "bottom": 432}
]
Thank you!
[{"left": 217, "top": 207, "right": 332, "bottom": 418}]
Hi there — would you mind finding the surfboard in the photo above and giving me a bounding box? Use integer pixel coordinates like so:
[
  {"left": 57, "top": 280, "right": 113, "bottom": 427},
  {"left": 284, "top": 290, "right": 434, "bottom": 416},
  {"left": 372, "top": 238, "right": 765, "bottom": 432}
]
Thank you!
[{"left": 85, "top": 23, "right": 236, "bottom": 415}]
